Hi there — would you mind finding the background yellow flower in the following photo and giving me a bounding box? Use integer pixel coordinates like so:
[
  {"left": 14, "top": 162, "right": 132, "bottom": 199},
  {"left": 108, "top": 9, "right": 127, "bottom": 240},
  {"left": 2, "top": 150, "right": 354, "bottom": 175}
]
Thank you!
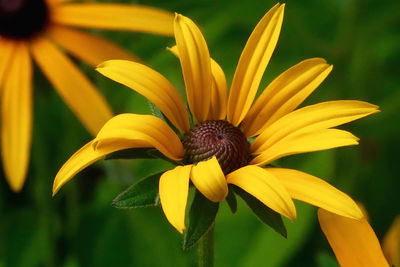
[{"left": 0, "top": 0, "right": 174, "bottom": 191}]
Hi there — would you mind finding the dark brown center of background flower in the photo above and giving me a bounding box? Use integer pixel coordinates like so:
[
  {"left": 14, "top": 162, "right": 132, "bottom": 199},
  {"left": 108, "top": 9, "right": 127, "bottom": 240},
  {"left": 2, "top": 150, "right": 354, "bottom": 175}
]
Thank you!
[
  {"left": 0, "top": 0, "right": 49, "bottom": 40},
  {"left": 183, "top": 120, "right": 250, "bottom": 174}
]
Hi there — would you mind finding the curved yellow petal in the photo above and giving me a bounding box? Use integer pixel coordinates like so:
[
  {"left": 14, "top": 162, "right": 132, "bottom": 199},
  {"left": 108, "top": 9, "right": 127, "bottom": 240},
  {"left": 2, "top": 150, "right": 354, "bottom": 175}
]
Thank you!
[
  {"left": 48, "top": 25, "right": 138, "bottom": 67},
  {"left": 318, "top": 208, "right": 389, "bottom": 267},
  {"left": 226, "top": 165, "right": 296, "bottom": 221},
  {"left": 94, "top": 114, "right": 183, "bottom": 161},
  {"left": 227, "top": 4, "right": 284, "bottom": 126},
  {"left": 382, "top": 216, "right": 400, "bottom": 266},
  {"left": 31, "top": 37, "right": 113, "bottom": 136},
  {"left": 96, "top": 60, "right": 190, "bottom": 133},
  {"left": 51, "top": 4, "right": 174, "bottom": 36},
  {"left": 159, "top": 165, "right": 192, "bottom": 233},
  {"left": 190, "top": 157, "right": 228, "bottom": 202},
  {"left": 168, "top": 46, "right": 227, "bottom": 120},
  {"left": 0, "top": 38, "right": 15, "bottom": 91},
  {"left": 1, "top": 43, "right": 32, "bottom": 192},
  {"left": 251, "top": 129, "right": 359, "bottom": 166},
  {"left": 53, "top": 140, "right": 138, "bottom": 195},
  {"left": 252, "top": 100, "right": 379, "bottom": 153},
  {"left": 174, "top": 14, "right": 212, "bottom": 123},
  {"left": 242, "top": 58, "right": 333, "bottom": 137},
  {"left": 267, "top": 168, "right": 363, "bottom": 219}
]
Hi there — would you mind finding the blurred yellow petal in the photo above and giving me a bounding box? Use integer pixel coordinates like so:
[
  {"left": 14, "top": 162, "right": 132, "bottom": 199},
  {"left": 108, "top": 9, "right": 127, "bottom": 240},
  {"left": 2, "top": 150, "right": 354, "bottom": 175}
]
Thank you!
[
  {"left": 94, "top": 114, "right": 183, "bottom": 161},
  {"left": 97, "top": 60, "right": 190, "bottom": 133},
  {"left": 190, "top": 157, "right": 228, "bottom": 202},
  {"left": 0, "top": 39, "right": 15, "bottom": 90},
  {"left": 242, "top": 58, "right": 333, "bottom": 137},
  {"left": 53, "top": 140, "right": 138, "bottom": 195},
  {"left": 174, "top": 14, "right": 212, "bottom": 123},
  {"left": 31, "top": 37, "right": 113, "bottom": 136},
  {"left": 52, "top": 4, "right": 174, "bottom": 36},
  {"left": 267, "top": 168, "right": 363, "bottom": 219},
  {"left": 1, "top": 43, "right": 32, "bottom": 192},
  {"left": 251, "top": 129, "right": 359, "bottom": 165},
  {"left": 48, "top": 25, "right": 137, "bottom": 67},
  {"left": 167, "top": 45, "right": 227, "bottom": 120},
  {"left": 159, "top": 165, "right": 192, "bottom": 233},
  {"left": 226, "top": 165, "right": 296, "bottom": 221},
  {"left": 252, "top": 100, "right": 379, "bottom": 153},
  {"left": 318, "top": 208, "right": 389, "bottom": 267},
  {"left": 382, "top": 216, "right": 400, "bottom": 266},
  {"left": 227, "top": 4, "right": 284, "bottom": 126}
]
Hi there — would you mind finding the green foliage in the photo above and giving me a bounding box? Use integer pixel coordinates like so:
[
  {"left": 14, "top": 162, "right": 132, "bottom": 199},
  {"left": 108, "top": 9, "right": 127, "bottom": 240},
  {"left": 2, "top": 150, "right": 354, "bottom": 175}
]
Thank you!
[
  {"left": 234, "top": 187, "right": 287, "bottom": 238},
  {"left": 112, "top": 172, "right": 162, "bottom": 209},
  {"left": 183, "top": 191, "right": 219, "bottom": 251}
]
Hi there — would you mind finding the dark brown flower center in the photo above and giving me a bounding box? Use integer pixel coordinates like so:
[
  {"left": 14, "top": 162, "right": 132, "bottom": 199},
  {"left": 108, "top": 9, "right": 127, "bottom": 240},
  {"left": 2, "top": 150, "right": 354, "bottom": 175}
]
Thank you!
[
  {"left": 183, "top": 120, "right": 250, "bottom": 174},
  {"left": 0, "top": 0, "right": 49, "bottom": 40}
]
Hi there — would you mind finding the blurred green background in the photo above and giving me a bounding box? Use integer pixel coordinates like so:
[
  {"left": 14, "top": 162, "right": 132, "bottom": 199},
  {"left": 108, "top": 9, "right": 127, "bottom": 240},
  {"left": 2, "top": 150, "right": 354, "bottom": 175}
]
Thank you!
[{"left": 1, "top": 0, "right": 399, "bottom": 266}]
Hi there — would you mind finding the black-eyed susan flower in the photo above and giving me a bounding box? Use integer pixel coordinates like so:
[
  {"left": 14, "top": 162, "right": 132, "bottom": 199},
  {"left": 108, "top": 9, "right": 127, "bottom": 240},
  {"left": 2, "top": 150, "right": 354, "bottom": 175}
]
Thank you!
[
  {"left": 0, "top": 0, "right": 174, "bottom": 191},
  {"left": 53, "top": 3, "right": 378, "bottom": 240}
]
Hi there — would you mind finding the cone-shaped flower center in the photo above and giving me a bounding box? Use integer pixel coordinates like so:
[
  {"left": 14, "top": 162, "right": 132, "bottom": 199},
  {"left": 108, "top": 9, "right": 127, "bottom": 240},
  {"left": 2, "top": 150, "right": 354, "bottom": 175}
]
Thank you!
[
  {"left": 0, "top": 0, "right": 49, "bottom": 40},
  {"left": 183, "top": 120, "right": 250, "bottom": 174}
]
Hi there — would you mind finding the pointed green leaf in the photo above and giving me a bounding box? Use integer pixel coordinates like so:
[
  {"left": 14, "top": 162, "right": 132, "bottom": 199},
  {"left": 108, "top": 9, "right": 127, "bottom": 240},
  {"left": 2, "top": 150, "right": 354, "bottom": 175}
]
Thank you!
[
  {"left": 234, "top": 187, "right": 287, "bottom": 238},
  {"left": 112, "top": 172, "right": 162, "bottom": 209},
  {"left": 183, "top": 190, "right": 219, "bottom": 251},
  {"left": 226, "top": 186, "right": 237, "bottom": 213}
]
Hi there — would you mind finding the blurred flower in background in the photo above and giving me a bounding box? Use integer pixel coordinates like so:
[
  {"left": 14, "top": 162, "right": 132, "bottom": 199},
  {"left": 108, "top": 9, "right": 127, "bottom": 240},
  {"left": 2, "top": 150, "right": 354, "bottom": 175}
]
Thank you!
[
  {"left": 0, "top": 0, "right": 173, "bottom": 191},
  {"left": 319, "top": 207, "right": 399, "bottom": 266}
]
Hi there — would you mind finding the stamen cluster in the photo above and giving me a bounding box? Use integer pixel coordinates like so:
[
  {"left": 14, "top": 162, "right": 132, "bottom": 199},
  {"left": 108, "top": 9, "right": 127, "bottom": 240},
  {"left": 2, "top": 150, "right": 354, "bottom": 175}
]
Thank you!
[
  {"left": 183, "top": 120, "right": 250, "bottom": 174},
  {"left": 0, "top": 0, "right": 49, "bottom": 40}
]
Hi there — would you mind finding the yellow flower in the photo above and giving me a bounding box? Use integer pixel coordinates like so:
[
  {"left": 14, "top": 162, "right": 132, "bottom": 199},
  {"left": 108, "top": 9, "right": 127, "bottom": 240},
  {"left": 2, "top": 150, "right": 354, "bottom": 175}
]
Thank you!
[
  {"left": 0, "top": 0, "right": 174, "bottom": 191},
  {"left": 318, "top": 207, "right": 397, "bottom": 266},
  {"left": 53, "top": 3, "right": 378, "bottom": 234}
]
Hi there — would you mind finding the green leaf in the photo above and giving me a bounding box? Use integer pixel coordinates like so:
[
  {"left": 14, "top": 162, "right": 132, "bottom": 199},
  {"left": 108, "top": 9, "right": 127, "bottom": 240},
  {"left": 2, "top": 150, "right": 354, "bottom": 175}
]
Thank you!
[
  {"left": 112, "top": 172, "right": 162, "bottom": 209},
  {"left": 225, "top": 186, "right": 237, "bottom": 213},
  {"left": 183, "top": 190, "right": 219, "bottom": 251},
  {"left": 234, "top": 187, "right": 287, "bottom": 238},
  {"left": 105, "top": 148, "right": 160, "bottom": 160}
]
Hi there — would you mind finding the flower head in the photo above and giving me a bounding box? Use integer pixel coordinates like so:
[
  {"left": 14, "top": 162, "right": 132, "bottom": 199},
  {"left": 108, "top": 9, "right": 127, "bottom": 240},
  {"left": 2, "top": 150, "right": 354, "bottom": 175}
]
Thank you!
[
  {"left": 53, "top": 4, "right": 378, "bottom": 235},
  {"left": 0, "top": 0, "right": 174, "bottom": 191}
]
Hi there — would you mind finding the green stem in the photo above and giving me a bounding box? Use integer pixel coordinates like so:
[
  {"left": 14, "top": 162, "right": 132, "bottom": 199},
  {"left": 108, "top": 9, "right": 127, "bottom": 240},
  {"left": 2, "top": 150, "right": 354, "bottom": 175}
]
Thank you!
[{"left": 198, "top": 223, "right": 215, "bottom": 267}]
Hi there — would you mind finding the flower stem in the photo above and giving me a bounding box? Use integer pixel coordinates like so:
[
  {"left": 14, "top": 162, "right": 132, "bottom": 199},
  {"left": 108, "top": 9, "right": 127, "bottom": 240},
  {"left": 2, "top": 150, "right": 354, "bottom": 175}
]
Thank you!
[{"left": 198, "top": 223, "right": 215, "bottom": 267}]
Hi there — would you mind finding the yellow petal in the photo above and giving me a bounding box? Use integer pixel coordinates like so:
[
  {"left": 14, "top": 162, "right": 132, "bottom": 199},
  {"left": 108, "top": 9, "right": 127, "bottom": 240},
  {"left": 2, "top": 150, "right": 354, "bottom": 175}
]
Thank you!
[
  {"left": 0, "top": 38, "right": 15, "bottom": 91},
  {"left": 209, "top": 57, "right": 228, "bottom": 120},
  {"left": 52, "top": 4, "right": 174, "bottom": 36},
  {"left": 53, "top": 140, "right": 138, "bottom": 195},
  {"left": 251, "top": 129, "right": 359, "bottom": 166},
  {"left": 96, "top": 60, "right": 190, "bottom": 133},
  {"left": 382, "top": 216, "right": 400, "bottom": 266},
  {"left": 94, "top": 114, "right": 183, "bottom": 161},
  {"left": 252, "top": 100, "right": 379, "bottom": 153},
  {"left": 174, "top": 14, "right": 212, "bottom": 123},
  {"left": 159, "top": 165, "right": 192, "bottom": 233},
  {"left": 1, "top": 43, "right": 32, "bottom": 192},
  {"left": 267, "top": 168, "right": 363, "bottom": 219},
  {"left": 227, "top": 4, "right": 285, "bottom": 126},
  {"left": 48, "top": 25, "right": 138, "bottom": 67},
  {"left": 168, "top": 46, "right": 227, "bottom": 120},
  {"left": 242, "top": 58, "right": 333, "bottom": 137},
  {"left": 226, "top": 165, "right": 296, "bottom": 221},
  {"left": 45, "top": 0, "right": 71, "bottom": 6},
  {"left": 190, "top": 157, "right": 228, "bottom": 202},
  {"left": 318, "top": 208, "right": 389, "bottom": 267},
  {"left": 31, "top": 37, "right": 113, "bottom": 136}
]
